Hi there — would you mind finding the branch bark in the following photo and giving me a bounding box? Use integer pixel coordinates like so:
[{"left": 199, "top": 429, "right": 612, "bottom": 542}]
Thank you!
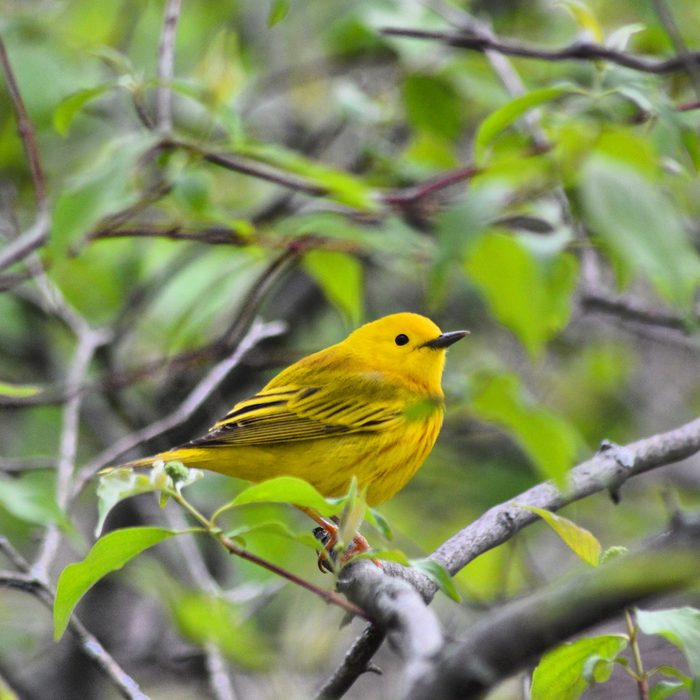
[
  {"left": 319, "top": 416, "right": 700, "bottom": 698},
  {"left": 409, "top": 520, "right": 700, "bottom": 700},
  {"left": 381, "top": 27, "right": 700, "bottom": 75}
]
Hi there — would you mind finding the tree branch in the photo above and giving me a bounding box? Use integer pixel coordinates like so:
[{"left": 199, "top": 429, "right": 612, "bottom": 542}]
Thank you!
[
  {"left": 0, "top": 37, "right": 49, "bottom": 271},
  {"left": 0, "top": 539, "right": 149, "bottom": 700},
  {"left": 318, "top": 417, "right": 700, "bottom": 697},
  {"left": 165, "top": 139, "right": 329, "bottom": 196},
  {"left": 315, "top": 625, "right": 386, "bottom": 700},
  {"left": 380, "top": 27, "right": 700, "bottom": 75},
  {"left": 70, "top": 317, "right": 286, "bottom": 498},
  {"left": 409, "top": 520, "right": 700, "bottom": 700},
  {"left": 336, "top": 561, "right": 442, "bottom": 693},
  {"left": 580, "top": 289, "right": 690, "bottom": 332},
  {"left": 0, "top": 37, "right": 46, "bottom": 205},
  {"left": 33, "top": 323, "right": 111, "bottom": 579}
]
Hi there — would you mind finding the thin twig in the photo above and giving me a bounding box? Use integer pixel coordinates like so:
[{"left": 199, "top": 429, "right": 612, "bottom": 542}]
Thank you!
[
  {"left": 625, "top": 609, "right": 650, "bottom": 700},
  {"left": 315, "top": 626, "right": 386, "bottom": 700},
  {"left": 204, "top": 643, "right": 238, "bottom": 700},
  {"left": 380, "top": 165, "right": 481, "bottom": 206},
  {"left": 0, "top": 37, "right": 50, "bottom": 272},
  {"left": 88, "top": 224, "right": 250, "bottom": 246},
  {"left": 172, "top": 492, "right": 372, "bottom": 622},
  {"left": 165, "top": 508, "right": 237, "bottom": 700},
  {"left": 0, "top": 542, "right": 149, "bottom": 699},
  {"left": 167, "top": 139, "right": 329, "bottom": 196},
  {"left": 0, "top": 37, "right": 46, "bottom": 204},
  {"left": 156, "top": 0, "right": 183, "bottom": 131},
  {"left": 381, "top": 26, "right": 700, "bottom": 74},
  {"left": 0, "top": 537, "right": 30, "bottom": 572},
  {"left": 1, "top": 246, "right": 296, "bottom": 410},
  {"left": 33, "top": 324, "right": 110, "bottom": 578},
  {"left": 580, "top": 289, "right": 689, "bottom": 332},
  {"left": 0, "top": 209, "right": 50, "bottom": 272},
  {"left": 70, "top": 318, "right": 286, "bottom": 499},
  {"left": 221, "top": 247, "right": 299, "bottom": 346}
]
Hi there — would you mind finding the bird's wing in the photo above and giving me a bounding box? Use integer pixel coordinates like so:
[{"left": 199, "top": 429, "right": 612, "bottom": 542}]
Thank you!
[{"left": 191, "top": 377, "right": 406, "bottom": 447}]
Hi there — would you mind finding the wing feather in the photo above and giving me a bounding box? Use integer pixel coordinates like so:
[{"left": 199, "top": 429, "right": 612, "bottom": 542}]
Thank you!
[{"left": 190, "top": 375, "right": 408, "bottom": 448}]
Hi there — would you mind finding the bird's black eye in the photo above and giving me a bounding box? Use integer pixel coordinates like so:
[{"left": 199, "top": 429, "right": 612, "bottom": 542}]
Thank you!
[{"left": 395, "top": 334, "right": 409, "bottom": 346}]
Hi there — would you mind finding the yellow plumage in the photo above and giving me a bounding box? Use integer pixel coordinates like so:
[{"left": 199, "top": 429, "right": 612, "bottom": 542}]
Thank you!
[{"left": 121, "top": 312, "right": 466, "bottom": 506}]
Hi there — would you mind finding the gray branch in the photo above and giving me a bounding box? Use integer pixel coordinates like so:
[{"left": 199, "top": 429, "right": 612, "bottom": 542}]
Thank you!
[
  {"left": 319, "top": 416, "right": 700, "bottom": 698},
  {"left": 409, "top": 519, "right": 700, "bottom": 700}
]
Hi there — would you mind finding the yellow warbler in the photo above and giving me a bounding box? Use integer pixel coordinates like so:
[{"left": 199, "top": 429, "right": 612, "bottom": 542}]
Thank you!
[{"left": 121, "top": 312, "right": 466, "bottom": 506}]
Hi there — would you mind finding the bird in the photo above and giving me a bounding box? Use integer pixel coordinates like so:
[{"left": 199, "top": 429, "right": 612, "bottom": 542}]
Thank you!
[{"left": 118, "top": 312, "right": 467, "bottom": 563}]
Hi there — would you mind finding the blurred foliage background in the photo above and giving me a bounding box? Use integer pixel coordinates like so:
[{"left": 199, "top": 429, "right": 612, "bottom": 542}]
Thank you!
[{"left": 1, "top": 0, "right": 700, "bottom": 698}]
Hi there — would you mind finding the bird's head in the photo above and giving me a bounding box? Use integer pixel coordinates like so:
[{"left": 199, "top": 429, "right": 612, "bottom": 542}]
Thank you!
[{"left": 342, "top": 312, "right": 467, "bottom": 392}]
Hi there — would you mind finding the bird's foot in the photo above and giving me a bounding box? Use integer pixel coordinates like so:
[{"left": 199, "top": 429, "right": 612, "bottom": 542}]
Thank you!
[{"left": 312, "top": 525, "right": 378, "bottom": 572}]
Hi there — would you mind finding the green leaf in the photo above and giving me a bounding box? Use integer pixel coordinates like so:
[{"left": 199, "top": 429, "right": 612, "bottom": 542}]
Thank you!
[
  {"left": 520, "top": 505, "right": 601, "bottom": 566},
  {"left": 52, "top": 84, "right": 114, "bottom": 136},
  {"left": 465, "top": 232, "right": 578, "bottom": 356},
  {"left": 267, "top": 0, "right": 290, "bottom": 27},
  {"left": 0, "top": 381, "right": 42, "bottom": 398},
  {"left": 531, "top": 635, "right": 628, "bottom": 700},
  {"left": 637, "top": 607, "right": 700, "bottom": 675},
  {"left": 303, "top": 250, "right": 363, "bottom": 326},
  {"left": 231, "top": 476, "right": 342, "bottom": 517},
  {"left": 226, "top": 518, "right": 320, "bottom": 550},
  {"left": 223, "top": 502, "right": 323, "bottom": 550},
  {"left": 471, "top": 372, "right": 580, "bottom": 483},
  {"left": 650, "top": 680, "right": 690, "bottom": 700},
  {"left": 366, "top": 508, "right": 393, "bottom": 540},
  {"left": 96, "top": 463, "right": 203, "bottom": 536},
  {"left": 54, "top": 527, "right": 182, "bottom": 639},
  {"left": 402, "top": 74, "right": 462, "bottom": 141},
  {"left": 474, "top": 86, "right": 572, "bottom": 162},
  {"left": 579, "top": 156, "right": 700, "bottom": 310},
  {"left": 169, "top": 591, "right": 270, "bottom": 667},
  {"left": 0, "top": 473, "right": 67, "bottom": 528},
  {"left": 411, "top": 558, "right": 461, "bottom": 602},
  {"left": 582, "top": 652, "right": 619, "bottom": 684}
]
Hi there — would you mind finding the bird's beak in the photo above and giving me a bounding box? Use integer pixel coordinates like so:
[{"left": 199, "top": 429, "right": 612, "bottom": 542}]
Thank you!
[{"left": 424, "top": 330, "right": 469, "bottom": 349}]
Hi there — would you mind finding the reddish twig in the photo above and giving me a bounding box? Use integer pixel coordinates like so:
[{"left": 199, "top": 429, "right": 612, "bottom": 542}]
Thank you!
[
  {"left": 0, "top": 37, "right": 46, "bottom": 205},
  {"left": 0, "top": 37, "right": 50, "bottom": 271},
  {"left": 88, "top": 224, "right": 250, "bottom": 246},
  {"left": 380, "top": 165, "right": 481, "bottom": 206},
  {"left": 165, "top": 139, "right": 328, "bottom": 196}
]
